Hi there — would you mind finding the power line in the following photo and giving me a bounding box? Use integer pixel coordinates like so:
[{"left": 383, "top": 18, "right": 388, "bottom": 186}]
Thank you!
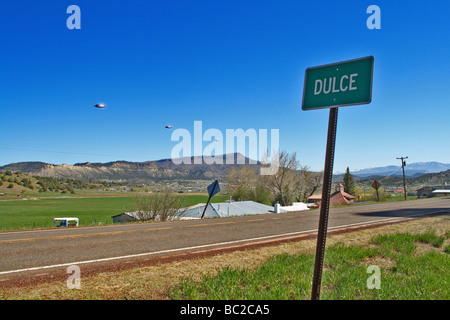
[{"left": 379, "top": 166, "right": 403, "bottom": 181}]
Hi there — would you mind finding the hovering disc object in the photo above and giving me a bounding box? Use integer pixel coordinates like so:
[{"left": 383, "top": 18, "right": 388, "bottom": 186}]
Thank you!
[
  {"left": 94, "top": 103, "right": 107, "bottom": 108},
  {"left": 165, "top": 125, "right": 173, "bottom": 129}
]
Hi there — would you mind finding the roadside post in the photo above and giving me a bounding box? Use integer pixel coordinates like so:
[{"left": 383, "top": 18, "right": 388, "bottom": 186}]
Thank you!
[
  {"left": 301, "top": 56, "right": 374, "bottom": 300},
  {"left": 201, "top": 179, "right": 221, "bottom": 219},
  {"left": 372, "top": 180, "right": 381, "bottom": 202}
]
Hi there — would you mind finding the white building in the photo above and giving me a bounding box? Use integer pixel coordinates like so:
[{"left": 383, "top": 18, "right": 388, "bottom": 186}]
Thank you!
[{"left": 112, "top": 200, "right": 309, "bottom": 223}]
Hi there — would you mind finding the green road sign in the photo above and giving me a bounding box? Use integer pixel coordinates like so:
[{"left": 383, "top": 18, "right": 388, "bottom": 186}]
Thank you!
[{"left": 302, "top": 56, "right": 374, "bottom": 110}]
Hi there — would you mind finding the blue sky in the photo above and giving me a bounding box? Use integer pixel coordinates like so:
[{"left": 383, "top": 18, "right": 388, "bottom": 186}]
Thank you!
[{"left": 0, "top": 0, "right": 449, "bottom": 172}]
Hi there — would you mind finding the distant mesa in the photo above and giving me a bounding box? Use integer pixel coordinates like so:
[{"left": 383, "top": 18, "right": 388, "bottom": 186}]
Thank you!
[
  {"left": 1, "top": 157, "right": 448, "bottom": 186},
  {"left": 0, "top": 153, "right": 260, "bottom": 183}
]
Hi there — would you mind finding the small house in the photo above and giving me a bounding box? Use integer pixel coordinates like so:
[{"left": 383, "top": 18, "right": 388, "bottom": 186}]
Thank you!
[
  {"left": 308, "top": 184, "right": 356, "bottom": 207},
  {"left": 111, "top": 211, "right": 140, "bottom": 224},
  {"left": 416, "top": 186, "right": 436, "bottom": 198},
  {"left": 111, "top": 200, "right": 310, "bottom": 224}
]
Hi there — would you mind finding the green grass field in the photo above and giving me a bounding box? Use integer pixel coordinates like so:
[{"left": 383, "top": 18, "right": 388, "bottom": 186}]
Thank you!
[{"left": 0, "top": 194, "right": 228, "bottom": 231}]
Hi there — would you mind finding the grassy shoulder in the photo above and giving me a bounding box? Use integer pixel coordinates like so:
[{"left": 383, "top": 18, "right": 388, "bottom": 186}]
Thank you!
[
  {"left": 1, "top": 215, "right": 448, "bottom": 300},
  {"left": 171, "top": 230, "right": 449, "bottom": 300}
]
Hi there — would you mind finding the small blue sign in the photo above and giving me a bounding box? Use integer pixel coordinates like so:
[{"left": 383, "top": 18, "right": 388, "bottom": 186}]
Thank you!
[{"left": 207, "top": 180, "right": 220, "bottom": 197}]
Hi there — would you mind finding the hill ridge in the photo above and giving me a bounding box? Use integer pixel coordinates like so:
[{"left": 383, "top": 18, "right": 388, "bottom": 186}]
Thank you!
[{"left": 0, "top": 153, "right": 260, "bottom": 183}]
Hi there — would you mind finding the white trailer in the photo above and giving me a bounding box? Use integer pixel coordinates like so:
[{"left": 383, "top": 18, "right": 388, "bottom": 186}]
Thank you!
[{"left": 54, "top": 217, "right": 79, "bottom": 227}]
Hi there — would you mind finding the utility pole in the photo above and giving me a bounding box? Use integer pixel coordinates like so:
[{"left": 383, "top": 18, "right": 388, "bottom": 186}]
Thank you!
[{"left": 397, "top": 156, "right": 408, "bottom": 200}]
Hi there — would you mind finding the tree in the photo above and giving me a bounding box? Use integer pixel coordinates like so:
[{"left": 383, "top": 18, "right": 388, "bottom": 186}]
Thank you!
[
  {"left": 343, "top": 167, "right": 356, "bottom": 195},
  {"left": 224, "top": 165, "right": 259, "bottom": 202},
  {"left": 254, "top": 186, "right": 271, "bottom": 205},
  {"left": 296, "top": 167, "right": 323, "bottom": 202},
  {"left": 259, "top": 151, "right": 300, "bottom": 206},
  {"left": 231, "top": 187, "right": 254, "bottom": 202},
  {"left": 224, "top": 165, "right": 257, "bottom": 190}
]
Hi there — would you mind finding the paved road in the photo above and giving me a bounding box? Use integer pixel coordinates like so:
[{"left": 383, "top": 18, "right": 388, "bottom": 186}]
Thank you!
[{"left": 0, "top": 197, "right": 448, "bottom": 282}]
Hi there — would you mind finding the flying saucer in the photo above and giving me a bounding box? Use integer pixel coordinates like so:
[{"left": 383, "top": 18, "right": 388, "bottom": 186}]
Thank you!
[{"left": 94, "top": 104, "right": 107, "bottom": 108}]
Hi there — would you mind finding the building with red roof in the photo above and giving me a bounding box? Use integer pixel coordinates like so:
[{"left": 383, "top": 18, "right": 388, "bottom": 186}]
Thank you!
[{"left": 307, "top": 183, "right": 356, "bottom": 207}]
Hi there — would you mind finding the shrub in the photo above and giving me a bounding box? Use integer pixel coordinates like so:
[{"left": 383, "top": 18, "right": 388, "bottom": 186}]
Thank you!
[{"left": 128, "top": 191, "right": 187, "bottom": 222}]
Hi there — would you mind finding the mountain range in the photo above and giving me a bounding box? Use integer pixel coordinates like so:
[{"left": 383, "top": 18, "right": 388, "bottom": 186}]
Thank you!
[
  {"left": 0, "top": 156, "right": 448, "bottom": 184},
  {"left": 0, "top": 153, "right": 259, "bottom": 183},
  {"left": 347, "top": 162, "right": 450, "bottom": 178}
]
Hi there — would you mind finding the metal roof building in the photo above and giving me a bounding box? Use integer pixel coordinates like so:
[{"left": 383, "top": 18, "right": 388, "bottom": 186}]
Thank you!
[
  {"left": 111, "top": 211, "right": 141, "bottom": 224},
  {"left": 112, "top": 201, "right": 310, "bottom": 223},
  {"left": 178, "top": 201, "right": 276, "bottom": 219}
]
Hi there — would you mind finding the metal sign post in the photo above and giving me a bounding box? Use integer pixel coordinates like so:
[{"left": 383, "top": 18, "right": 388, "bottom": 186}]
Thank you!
[
  {"left": 372, "top": 180, "right": 381, "bottom": 202},
  {"left": 310, "top": 107, "right": 338, "bottom": 300},
  {"left": 301, "top": 56, "right": 374, "bottom": 300}
]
